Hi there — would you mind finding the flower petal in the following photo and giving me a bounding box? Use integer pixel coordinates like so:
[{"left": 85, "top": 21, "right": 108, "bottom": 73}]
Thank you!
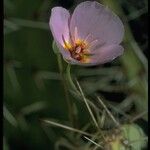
[
  {"left": 49, "top": 7, "right": 70, "bottom": 46},
  {"left": 70, "top": 1, "right": 124, "bottom": 44},
  {"left": 90, "top": 44, "right": 124, "bottom": 65}
]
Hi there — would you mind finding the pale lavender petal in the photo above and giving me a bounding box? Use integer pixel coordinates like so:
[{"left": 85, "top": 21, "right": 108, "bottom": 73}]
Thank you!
[
  {"left": 70, "top": 1, "right": 124, "bottom": 44},
  {"left": 49, "top": 7, "right": 70, "bottom": 46},
  {"left": 89, "top": 44, "right": 124, "bottom": 65}
]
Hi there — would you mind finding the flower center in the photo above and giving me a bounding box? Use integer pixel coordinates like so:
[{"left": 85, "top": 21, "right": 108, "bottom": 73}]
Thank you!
[{"left": 63, "top": 39, "right": 90, "bottom": 63}]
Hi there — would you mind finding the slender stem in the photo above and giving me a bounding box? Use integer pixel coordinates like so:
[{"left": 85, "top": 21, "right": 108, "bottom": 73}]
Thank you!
[
  {"left": 57, "top": 54, "right": 74, "bottom": 126},
  {"left": 66, "top": 64, "right": 79, "bottom": 128},
  {"left": 84, "top": 136, "right": 103, "bottom": 148},
  {"left": 76, "top": 80, "right": 99, "bottom": 129},
  {"left": 129, "top": 110, "right": 148, "bottom": 123},
  {"left": 66, "top": 64, "right": 105, "bottom": 129},
  {"left": 42, "top": 119, "right": 92, "bottom": 136},
  {"left": 97, "top": 96, "right": 120, "bottom": 127},
  {"left": 66, "top": 64, "right": 79, "bottom": 93},
  {"left": 75, "top": 80, "right": 106, "bottom": 140}
]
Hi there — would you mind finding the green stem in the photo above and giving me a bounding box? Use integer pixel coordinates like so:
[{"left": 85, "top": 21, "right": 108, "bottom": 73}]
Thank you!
[
  {"left": 66, "top": 64, "right": 79, "bottom": 93},
  {"left": 66, "top": 64, "right": 102, "bottom": 124},
  {"left": 57, "top": 54, "right": 74, "bottom": 126},
  {"left": 66, "top": 64, "right": 79, "bottom": 128}
]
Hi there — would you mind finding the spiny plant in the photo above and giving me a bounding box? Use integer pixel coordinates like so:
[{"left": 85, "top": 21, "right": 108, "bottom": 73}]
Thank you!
[
  {"left": 41, "top": 1, "right": 147, "bottom": 150},
  {"left": 42, "top": 79, "right": 147, "bottom": 150}
]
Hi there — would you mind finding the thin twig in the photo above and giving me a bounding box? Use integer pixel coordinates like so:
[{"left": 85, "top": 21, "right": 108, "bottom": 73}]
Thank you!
[
  {"left": 84, "top": 136, "right": 103, "bottom": 148},
  {"left": 97, "top": 96, "right": 120, "bottom": 127},
  {"left": 130, "top": 110, "right": 148, "bottom": 123},
  {"left": 76, "top": 80, "right": 99, "bottom": 129},
  {"left": 42, "top": 119, "right": 92, "bottom": 137}
]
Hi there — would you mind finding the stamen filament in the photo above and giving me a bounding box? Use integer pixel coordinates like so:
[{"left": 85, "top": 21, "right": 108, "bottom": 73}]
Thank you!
[{"left": 62, "top": 35, "right": 72, "bottom": 50}]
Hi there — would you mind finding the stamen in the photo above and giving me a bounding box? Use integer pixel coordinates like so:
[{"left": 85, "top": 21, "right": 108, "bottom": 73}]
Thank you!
[
  {"left": 62, "top": 35, "right": 72, "bottom": 50},
  {"left": 62, "top": 33, "right": 91, "bottom": 63},
  {"left": 75, "top": 46, "right": 82, "bottom": 53},
  {"left": 69, "top": 32, "right": 74, "bottom": 47}
]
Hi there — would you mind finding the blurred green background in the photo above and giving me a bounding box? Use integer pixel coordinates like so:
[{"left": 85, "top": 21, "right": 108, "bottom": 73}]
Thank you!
[{"left": 4, "top": 0, "right": 148, "bottom": 150}]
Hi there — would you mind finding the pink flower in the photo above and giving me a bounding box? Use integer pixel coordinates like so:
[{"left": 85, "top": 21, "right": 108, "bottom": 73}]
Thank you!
[{"left": 49, "top": 1, "right": 124, "bottom": 66}]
